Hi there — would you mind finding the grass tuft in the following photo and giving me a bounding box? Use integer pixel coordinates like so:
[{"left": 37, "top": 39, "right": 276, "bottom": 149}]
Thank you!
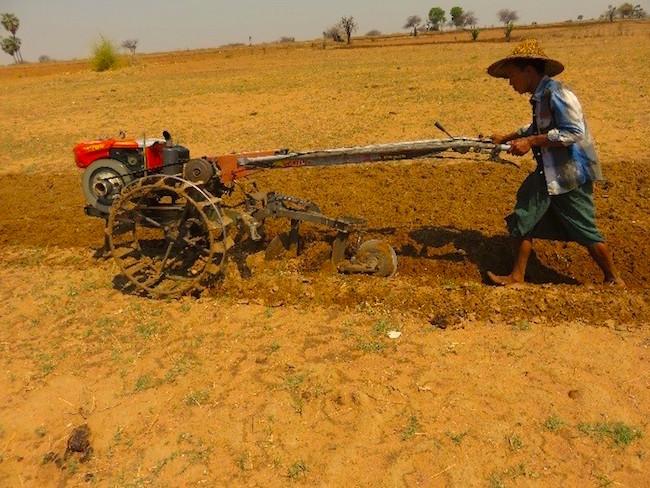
[
  {"left": 401, "top": 416, "right": 422, "bottom": 441},
  {"left": 507, "top": 433, "right": 524, "bottom": 451},
  {"left": 577, "top": 421, "right": 642, "bottom": 447},
  {"left": 185, "top": 389, "right": 210, "bottom": 406},
  {"left": 287, "top": 460, "right": 308, "bottom": 479},
  {"left": 446, "top": 430, "right": 468, "bottom": 445},
  {"left": 544, "top": 415, "right": 565, "bottom": 432}
]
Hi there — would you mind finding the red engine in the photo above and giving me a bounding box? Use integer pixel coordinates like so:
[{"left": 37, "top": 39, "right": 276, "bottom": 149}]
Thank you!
[
  {"left": 74, "top": 132, "right": 190, "bottom": 215},
  {"left": 73, "top": 137, "right": 165, "bottom": 170}
]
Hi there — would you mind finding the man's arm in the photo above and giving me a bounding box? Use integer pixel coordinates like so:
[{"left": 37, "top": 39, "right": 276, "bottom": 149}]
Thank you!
[
  {"left": 491, "top": 124, "right": 532, "bottom": 144},
  {"left": 507, "top": 86, "right": 587, "bottom": 156},
  {"left": 508, "top": 133, "right": 566, "bottom": 156}
]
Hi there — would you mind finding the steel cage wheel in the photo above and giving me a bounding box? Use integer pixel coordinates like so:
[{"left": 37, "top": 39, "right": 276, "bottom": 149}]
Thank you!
[{"left": 106, "top": 175, "right": 230, "bottom": 297}]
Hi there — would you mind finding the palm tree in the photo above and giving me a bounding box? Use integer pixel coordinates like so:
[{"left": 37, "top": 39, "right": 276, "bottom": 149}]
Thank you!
[
  {"left": 1, "top": 13, "right": 23, "bottom": 62},
  {"left": 1, "top": 37, "right": 20, "bottom": 63}
]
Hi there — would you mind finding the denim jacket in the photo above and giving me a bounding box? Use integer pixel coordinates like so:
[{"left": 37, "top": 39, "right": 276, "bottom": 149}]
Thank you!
[{"left": 517, "top": 76, "right": 603, "bottom": 195}]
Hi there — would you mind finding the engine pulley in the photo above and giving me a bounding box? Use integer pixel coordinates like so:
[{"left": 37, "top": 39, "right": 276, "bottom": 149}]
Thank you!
[{"left": 183, "top": 158, "right": 218, "bottom": 184}]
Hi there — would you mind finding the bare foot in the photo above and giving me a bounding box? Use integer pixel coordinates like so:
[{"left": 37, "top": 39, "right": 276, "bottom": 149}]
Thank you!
[
  {"left": 605, "top": 277, "right": 626, "bottom": 287},
  {"left": 487, "top": 271, "right": 524, "bottom": 287}
]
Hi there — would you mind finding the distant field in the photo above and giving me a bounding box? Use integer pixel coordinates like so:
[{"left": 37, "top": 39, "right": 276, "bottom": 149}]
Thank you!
[{"left": 0, "top": 20, "right": 648, "bottom": 487}]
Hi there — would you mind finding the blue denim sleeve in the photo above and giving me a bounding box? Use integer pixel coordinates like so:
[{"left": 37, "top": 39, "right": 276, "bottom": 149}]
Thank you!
[{"left": 547, "top": 86, "right": 586, "bottom": 145}]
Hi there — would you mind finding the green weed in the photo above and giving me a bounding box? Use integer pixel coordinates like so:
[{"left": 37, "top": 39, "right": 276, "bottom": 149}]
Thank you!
[
  {"left": 446, "top": 430, "right": 467, "bottom": 445},
  {"left": 36, "top": 354, "right": 56, "bottom": 378},
  {"left": 284, "top": 373, "right": 307, "bottom": 414},
  {"left": 134, "top": 374, "right": 160, "bottom": 392},
  {"left": 372, "top": 318, "right": 393, "bottom": 335},
  {"left": 488, "top": 473, "right": 506, "bottom": 488},
  {"left": 595, "top": 473, "right": 613, "bottom": 487},
  {"left": 401, "top": 416, "right": 422, "bottom": 441},
  {"left": 287, "top": 460, "right": 308, "bottom": 479},
  {"left": 185, "top": 389, "right": 210, "bottom": 406},
  {"left": 512, "top": 320, "right": 531, "bottom": 331},
  {"left": 577, "top": 421, "right": 642, "bottom": 447},
  {"left": 164, "top": 354, "right": 198, "bottom": 383},
  {"left": 136, "top": 322, "right": 160, "bottom": 339},
  {"left": 236, "top": 452, "right": 251, "bottom": 471},
  {"left": 507, "top": 433, "right": 524, "bottom": 451},
  {"left": 357, "top": 340, "right": 385, "bottom": 353},
  {"left": 544, "top": 415, "right": 565, "bottom": 432}
]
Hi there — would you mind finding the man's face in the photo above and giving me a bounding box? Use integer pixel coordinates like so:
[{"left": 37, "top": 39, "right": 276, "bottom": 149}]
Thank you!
[{"left": 504, "top": 64, "right": 533, "bottom": 94}]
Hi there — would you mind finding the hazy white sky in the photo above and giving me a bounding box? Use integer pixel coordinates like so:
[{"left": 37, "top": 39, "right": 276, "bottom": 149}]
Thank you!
[{"left": 0, "top": 0, "right": 646, "bottom": 62}]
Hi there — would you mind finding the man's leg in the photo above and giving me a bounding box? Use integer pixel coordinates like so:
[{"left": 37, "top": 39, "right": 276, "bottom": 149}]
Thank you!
[
  {"left": 587, "top": 242, "right": 625, "bottom": 286},
  {"left": 488, "top": 237, "right": 533, "bottom": 285}
]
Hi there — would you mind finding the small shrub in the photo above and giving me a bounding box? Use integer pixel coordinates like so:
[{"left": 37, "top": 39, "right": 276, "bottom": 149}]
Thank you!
[
  {"left": 279, "top": 36, "right": 295, "bottom": 43},
  {"left": 471, "top": 28, "right": 480, "bottom": 41},
  {"left": 91, "top": 37, "right": 118, "bottom": 72},
  {"left": 365, "top": 29, "right": 382, "bottom": 37}
]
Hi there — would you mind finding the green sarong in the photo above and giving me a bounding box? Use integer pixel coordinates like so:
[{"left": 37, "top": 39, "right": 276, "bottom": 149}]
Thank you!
[{"left": 505, "top": 169, "right": 604, "bottom": 246}]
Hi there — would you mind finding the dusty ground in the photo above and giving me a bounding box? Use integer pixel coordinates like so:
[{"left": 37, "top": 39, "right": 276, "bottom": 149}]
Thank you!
[{"left": 0, "top": 20, "right": 649, "bottom": 487}]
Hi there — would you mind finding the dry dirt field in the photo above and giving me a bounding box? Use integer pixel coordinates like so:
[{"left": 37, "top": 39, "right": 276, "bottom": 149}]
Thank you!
[{"left": 1, "top": 21, "right": 649, "bottom": 487}]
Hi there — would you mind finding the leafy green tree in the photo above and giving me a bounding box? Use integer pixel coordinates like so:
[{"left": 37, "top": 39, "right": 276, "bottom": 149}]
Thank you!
[
  {"left": 428, "top": 7, "right": 446, "bottom": 31},
  {"left": 1, "top": 13, "right": 23, "bottom": 63},
  {"left": 450, "top": 6, "right": 465, "bottom": 28},
  {"left": 404, "top": 15, "right": 422, "bottom": 36}
]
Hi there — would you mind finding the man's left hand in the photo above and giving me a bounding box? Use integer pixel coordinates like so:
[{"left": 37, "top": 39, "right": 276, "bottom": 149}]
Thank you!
[{"left": 508, "top": 137, "right": 532, "bottom": 156}]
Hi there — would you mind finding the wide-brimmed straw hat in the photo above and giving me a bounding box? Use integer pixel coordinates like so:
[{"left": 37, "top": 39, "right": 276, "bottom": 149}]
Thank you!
[{"left": 487, "top": 39, "right": 564, "bottom": 78}]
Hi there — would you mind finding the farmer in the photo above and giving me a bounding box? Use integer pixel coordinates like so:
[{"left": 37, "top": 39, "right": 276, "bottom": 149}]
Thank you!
[{"left": 486, "top": 39, "right": 624, "bottom": 286}]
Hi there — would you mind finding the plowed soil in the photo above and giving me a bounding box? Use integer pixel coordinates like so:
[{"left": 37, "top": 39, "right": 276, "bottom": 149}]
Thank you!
[{"left": 1, "top": 21, "right": 649, "bottom": 487}]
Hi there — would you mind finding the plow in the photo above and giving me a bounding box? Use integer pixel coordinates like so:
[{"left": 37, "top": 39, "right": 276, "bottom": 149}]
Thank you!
[{"left": 74, "top": 125, "right": 512, "bottom": 297}]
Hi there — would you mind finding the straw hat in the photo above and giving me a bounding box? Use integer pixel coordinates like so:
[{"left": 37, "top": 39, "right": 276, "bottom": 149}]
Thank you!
[{"left": 487, "top": 39, "right": 564, "bottom": 78}]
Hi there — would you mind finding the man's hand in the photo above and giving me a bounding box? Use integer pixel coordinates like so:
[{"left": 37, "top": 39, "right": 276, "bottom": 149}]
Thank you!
[
  {"left": 490, "top": 133, "right": 510, "bottom": 145},
  {"left": 508, "top": 137, "right": 532, "bottom": 156}
]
